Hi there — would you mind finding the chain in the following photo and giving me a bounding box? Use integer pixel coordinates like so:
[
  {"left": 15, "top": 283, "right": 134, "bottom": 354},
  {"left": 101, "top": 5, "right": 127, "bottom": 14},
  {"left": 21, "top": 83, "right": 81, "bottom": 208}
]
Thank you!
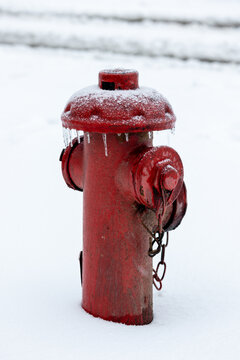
[
  {"left": 152, "top": 231, "right": 169, "bottom": 290},
  {"left": 141, "top": 187, "right": 170, "bottom": 291}
]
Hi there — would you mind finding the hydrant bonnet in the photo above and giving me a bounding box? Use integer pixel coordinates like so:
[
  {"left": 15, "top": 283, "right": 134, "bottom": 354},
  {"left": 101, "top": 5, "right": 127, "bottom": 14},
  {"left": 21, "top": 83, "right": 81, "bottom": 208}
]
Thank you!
[{"left": 61, "top": 69, "right": 176, "bottom": 134}]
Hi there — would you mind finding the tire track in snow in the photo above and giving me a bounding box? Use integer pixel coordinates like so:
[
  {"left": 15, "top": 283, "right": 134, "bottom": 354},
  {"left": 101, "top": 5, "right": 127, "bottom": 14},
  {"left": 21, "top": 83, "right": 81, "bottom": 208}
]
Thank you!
[
  {"left": 1, "top": 7, "right": 240, "bottom": 29},
  {"left": 0, "top": 13, "right": 240, "bottom": 65},
  {"left": 2, "top": 36, "right": 240, "bottom": 65}
]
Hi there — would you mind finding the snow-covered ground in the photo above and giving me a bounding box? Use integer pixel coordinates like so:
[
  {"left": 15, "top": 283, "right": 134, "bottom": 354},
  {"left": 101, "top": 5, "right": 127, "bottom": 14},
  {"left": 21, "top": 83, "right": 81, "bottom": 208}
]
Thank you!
[
  {"left": 1, "top": 14, "right": 240, "bottom": 64},
  {"left": 1, "top": 0, "right": 240, "bottom": 63},
  {"left": 0, "top": 44, "right": 240, "bottom": 360},
  {"left": 1, "top": 0, "right": 240, "bottom": 24}
]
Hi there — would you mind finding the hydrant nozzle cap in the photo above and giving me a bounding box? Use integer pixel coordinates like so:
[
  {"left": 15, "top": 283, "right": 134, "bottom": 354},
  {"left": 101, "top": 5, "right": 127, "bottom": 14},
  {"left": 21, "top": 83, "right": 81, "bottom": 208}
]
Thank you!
[{"left": 99, "top": 69, "right": 139, "bottom": 90}]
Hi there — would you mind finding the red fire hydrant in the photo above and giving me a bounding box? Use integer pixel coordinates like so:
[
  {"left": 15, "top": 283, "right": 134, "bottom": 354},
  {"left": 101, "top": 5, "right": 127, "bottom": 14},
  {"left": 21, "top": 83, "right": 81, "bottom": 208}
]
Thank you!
[{"left": 60, "top": 69, "right": 187, "bottom": 325}]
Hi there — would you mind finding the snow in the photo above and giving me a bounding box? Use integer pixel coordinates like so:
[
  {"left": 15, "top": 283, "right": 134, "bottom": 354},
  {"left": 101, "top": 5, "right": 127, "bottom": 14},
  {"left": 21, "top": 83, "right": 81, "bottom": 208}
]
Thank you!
[
  {"left": 1, "top": 0, "right": 240, "bottom": 25},
  {"left": 0, "top": 0, "right": 240, "bottom": 357},
  {"left": 1, "top": 0, "right": 240, "bottom": 64},
  {"left": 1, "top": 14, "right": 240, "bottom": 64},
  {"left": 68, "top": 85, "right": 166, "bottom": 104}
]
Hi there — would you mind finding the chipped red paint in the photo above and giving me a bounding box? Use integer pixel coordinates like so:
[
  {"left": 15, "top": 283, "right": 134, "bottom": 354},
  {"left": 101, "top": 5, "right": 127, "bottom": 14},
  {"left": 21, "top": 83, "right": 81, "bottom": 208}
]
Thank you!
[{"left": 60, "top": 70, "right": 187, "bottom": 325}]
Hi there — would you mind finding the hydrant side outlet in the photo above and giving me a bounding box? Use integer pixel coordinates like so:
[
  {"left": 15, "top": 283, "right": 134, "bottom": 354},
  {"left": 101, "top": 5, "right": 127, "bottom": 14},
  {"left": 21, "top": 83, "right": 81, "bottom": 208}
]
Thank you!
[{"left": 60, "top": 69, "right": 187, "bottom": 325}]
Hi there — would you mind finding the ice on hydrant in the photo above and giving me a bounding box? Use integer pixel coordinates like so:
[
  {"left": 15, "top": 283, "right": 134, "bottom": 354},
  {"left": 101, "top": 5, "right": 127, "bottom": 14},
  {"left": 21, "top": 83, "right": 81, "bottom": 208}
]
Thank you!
[
  {"left": 77, "top": 130, "right": 81, "bottom": 143},
  {"left": 102, "top": 133, "right": 108, "bottom": 157}
]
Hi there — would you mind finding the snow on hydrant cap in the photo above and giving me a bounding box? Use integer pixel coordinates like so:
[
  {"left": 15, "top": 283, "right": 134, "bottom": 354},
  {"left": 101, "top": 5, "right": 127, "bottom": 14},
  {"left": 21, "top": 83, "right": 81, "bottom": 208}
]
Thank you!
[{"left": 61, "top": 69, "right": 176, "bottom": 134}]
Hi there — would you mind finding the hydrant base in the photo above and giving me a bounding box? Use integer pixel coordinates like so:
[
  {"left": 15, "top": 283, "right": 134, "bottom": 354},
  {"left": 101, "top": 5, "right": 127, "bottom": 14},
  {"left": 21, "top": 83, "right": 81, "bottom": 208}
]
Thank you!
[{"left": 82, "top": 303, "right": 153, "bottom": 326}]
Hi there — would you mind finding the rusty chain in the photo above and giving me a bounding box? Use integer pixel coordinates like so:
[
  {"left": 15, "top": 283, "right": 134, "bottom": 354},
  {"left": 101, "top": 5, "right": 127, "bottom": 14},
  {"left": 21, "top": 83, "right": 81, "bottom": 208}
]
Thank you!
[
  {"left": 152, "top": 231, "right": 169, "bottom": 290},
  {"left": 141, "top": 187, "right": 170, "bottom": 291}
]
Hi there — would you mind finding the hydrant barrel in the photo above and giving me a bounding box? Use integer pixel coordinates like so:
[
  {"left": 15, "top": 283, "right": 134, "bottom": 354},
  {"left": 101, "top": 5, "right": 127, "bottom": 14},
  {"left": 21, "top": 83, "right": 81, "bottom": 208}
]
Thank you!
[
  {"left": 60, "top": 69, "right": 187, "bottom": 325},
  {"left": 82, "top": 133, "right": 154, "bottom": 325}
]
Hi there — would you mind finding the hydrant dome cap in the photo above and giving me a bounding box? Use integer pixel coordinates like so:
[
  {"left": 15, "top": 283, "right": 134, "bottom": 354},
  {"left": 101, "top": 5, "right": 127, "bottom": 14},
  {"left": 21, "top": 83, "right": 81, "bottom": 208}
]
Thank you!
[
  {"left": 61, "top": 85, "right": 176, "bottom": 133},
  {"left": 99, "top": 69, "right": 139, "bottom": 90}
]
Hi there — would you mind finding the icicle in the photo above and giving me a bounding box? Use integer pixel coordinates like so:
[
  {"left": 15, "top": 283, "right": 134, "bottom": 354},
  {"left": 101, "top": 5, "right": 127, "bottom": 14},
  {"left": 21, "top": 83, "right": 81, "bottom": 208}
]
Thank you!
[
  {"left": 66, "top": 128, "right": 70, "bottom": 146},
  {"left": 148, "top": 131, "right": 152, "bottom": 139},
  {"left": 125, "top": 133, "right": 129, "bottom": 142},
  {"left": 66, "top": 128, "right": 72, "bottom": 146},
  {"left": 70, "top": 129, "right": 74, "bottom": 146},
  {"left": 117, "top": 133, "right": 121, "bottom": 136},
  {"left": 77, "top": 130, "right": 81, "bottom": 143},
  {"left": 73, "top": 129, "right": 77, "bottom": 142},
  {"left": 102, "top": 133, "right": 108, "bottom": 157},
  {"left": 63, "top": 127, "right": 68, "bottom": 148},
  {"left": 86, "top": 132, "right": 90, "bottom": 143}
]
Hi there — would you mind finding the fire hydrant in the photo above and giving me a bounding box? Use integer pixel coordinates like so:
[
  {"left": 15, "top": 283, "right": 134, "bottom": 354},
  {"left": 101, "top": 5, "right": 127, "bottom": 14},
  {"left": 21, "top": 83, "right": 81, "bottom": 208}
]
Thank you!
[{"left": 60, "top": 69, "right": 187, "bottom": 325}]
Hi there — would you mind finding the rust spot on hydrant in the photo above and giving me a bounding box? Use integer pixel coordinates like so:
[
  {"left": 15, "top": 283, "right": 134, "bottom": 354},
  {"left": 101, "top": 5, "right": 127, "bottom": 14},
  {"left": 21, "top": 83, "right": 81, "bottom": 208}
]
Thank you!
[{"left": 60, "top": 69, "right": 187, "bottom": 325}]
